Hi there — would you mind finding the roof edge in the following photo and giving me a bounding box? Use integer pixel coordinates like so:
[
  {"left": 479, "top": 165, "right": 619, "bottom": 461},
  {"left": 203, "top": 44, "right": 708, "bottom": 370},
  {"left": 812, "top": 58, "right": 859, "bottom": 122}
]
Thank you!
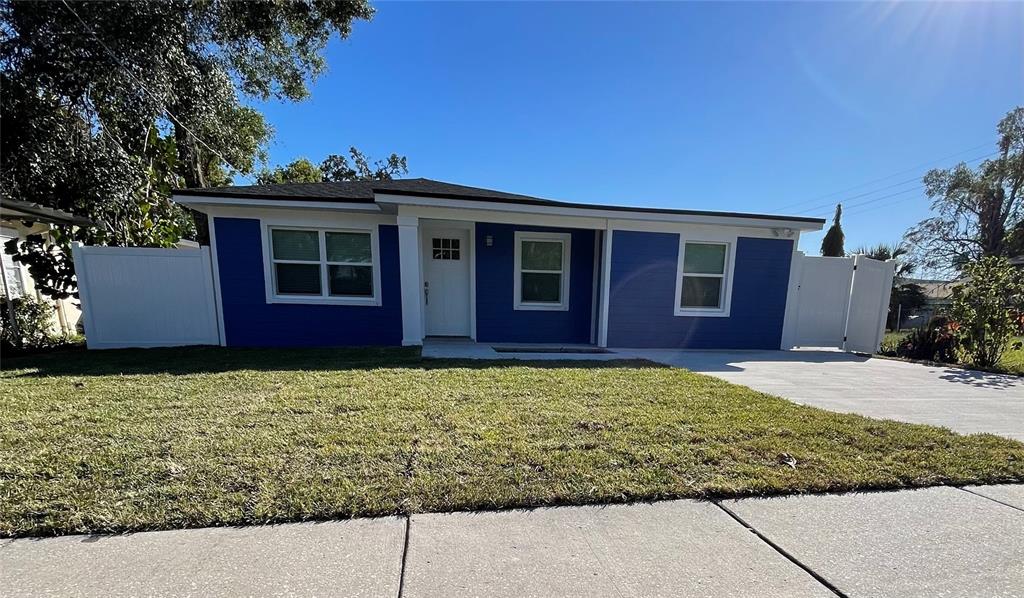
[{"left": 374, "top": 188, "right": 827, "bottom": 226}]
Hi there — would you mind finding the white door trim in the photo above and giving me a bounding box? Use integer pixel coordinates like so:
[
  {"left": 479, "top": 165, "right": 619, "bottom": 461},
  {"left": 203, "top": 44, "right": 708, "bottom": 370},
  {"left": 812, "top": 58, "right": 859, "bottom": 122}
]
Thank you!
[{"left": 420, "top": 222, "right": 476, "bottom": 339}]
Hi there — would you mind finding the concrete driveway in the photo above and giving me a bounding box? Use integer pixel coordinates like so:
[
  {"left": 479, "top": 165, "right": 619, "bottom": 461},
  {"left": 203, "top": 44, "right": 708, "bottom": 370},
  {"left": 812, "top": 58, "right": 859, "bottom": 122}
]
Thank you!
[{"left": 625, "top": 349, "right": 1024, "bottom": 440}]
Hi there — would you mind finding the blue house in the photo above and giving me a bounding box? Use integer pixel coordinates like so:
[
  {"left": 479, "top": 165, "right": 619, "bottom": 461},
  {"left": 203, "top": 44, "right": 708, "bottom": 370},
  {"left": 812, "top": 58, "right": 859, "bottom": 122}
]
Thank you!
[{"left": 174, "top": 179, "right": 824, "bottom": 349}]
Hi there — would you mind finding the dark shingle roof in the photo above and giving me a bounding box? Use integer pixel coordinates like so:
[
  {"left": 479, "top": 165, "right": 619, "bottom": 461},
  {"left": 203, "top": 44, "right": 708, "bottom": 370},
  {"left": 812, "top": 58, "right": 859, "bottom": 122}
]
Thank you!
[
  {"left": 173, "top": 178, "right": 554, "bottom": 204},
  {"left": 173, "top": 177, "right": 825, "bottom": 224}
]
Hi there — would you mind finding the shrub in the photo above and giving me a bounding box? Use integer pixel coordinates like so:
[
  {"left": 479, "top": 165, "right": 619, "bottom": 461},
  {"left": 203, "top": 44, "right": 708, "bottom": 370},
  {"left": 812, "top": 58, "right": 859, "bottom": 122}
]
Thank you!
[
  {"left": 1, "top": 295, "right": 53, "bottom": 349},
  {"left": 949, "top": 257, "right": 1024, "bottom": 369},
  {"left": 894, "top": 315, "right": 959, "bottom": 363}
]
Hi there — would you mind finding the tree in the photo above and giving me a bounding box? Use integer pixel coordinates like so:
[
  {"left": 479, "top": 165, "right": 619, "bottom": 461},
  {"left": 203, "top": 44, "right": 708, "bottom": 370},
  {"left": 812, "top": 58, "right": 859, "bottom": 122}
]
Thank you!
[
  {"left": 820, "top": 204, "right": 845, "bottom": 257},
  {"left": 854, "top": 242, "right": 927, "bottom": 329},
  {"left": 255, "top": 158, "right": 325, "bottom": 185},
  {"left": 321, "top": 148, "right": 408, "bottom": 182},
  {"left": 255, "top": 147, "right": 409, "bottom": 185},
  {"left": 905, "top": 107, "right": 1024, "bottom": 275},
  {"left": 949, "top": 257, "right": 1024, "bottom": 368},
  {"left": 1, "top": 0, "right": 374, "bottom": 299}
]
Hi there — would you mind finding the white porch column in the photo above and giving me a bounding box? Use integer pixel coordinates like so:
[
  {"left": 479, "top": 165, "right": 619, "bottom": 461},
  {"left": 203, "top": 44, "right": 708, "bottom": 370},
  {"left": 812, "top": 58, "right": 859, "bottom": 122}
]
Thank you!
[{"left": 397, "top": 215, "right": 423, "bottom": 346}]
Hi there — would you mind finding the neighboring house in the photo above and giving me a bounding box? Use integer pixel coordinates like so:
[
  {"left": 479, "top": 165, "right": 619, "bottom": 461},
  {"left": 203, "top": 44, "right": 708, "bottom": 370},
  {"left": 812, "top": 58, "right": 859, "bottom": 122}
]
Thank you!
[
  {"left": 172, "top": 178, "right": 825, "bottom": 349},
  {"left": 896, "top": 277, "right": 955, "bottom": 329},
  {"left": 1, "top": 199, "right": 94, "bottom": 335}
]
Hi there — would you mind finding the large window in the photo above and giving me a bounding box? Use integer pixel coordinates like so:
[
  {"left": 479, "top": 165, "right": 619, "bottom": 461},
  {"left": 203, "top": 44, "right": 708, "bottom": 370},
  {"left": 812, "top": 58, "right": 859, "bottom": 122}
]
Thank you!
[
  {"left": 267, "top": 226, "right": 378, "bottom": 305},
  {"left": 514, "top": 231, "right": 571, "bottom": 311},
  {"left": 675, "top": 240, "right": 731, "bottom": 316}
]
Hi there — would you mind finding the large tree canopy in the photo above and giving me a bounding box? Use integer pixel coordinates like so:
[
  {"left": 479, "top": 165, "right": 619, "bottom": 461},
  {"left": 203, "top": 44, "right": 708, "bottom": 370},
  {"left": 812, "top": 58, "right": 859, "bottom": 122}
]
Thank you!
[
  {"left": 0, "top": 0, "right": 374, "bottom": 299},
  {"left": 256, "top": 147, "right": 408, "bottom": 184},
  {"left": 905, "top": 107, "right": 1024, "bottom": 275}
]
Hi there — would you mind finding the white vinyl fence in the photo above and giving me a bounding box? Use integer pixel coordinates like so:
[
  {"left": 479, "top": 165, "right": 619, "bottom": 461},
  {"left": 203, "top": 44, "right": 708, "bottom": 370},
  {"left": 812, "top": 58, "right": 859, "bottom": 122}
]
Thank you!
[
  {"left": 71, "top": 243, "right": 221, "bottom": 349},
  {"left": 783, "top": 253, "right": 896, "bottom": 354}
]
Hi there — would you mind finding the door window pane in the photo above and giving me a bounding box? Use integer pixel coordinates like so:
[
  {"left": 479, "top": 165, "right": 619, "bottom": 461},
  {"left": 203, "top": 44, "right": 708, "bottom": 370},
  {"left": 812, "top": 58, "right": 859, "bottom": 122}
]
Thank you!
[
  {"left": 326, "top": 232, "right": 371, "bottom": 263},
  {"left": 681, "top": 276, "right": 722, "bottom": 308},
  {"left": 272, "top": 230, "right": 319, "bottom": 261},
  {"left": 521, "top": 272, "right": 561, "bottom": 303},
  {"left": 521, "top": 240, "right": 562, "bottom": 271},
  {"left": 275, "top": 263, "right": 321, "bottom": 294},
  {"left": 329, "top": 265, "right": 373, "bottom": 296},
  {"left": 683, "top": 243, "right": 726, "bottom": 274}
]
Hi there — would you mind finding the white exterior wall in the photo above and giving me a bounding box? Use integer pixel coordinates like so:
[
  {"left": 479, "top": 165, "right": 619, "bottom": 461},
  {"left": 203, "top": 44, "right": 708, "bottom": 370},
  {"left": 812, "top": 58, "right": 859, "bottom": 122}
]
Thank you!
[{"left": 1, "top": 222, "right": 83, "bottom": 336}]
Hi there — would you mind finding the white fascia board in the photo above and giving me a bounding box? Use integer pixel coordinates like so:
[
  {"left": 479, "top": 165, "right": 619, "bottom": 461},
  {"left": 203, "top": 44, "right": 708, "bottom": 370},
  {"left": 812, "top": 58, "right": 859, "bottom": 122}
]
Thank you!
[
  {"left": 172, "top": 194, "right": 383, "bottom": 213},
  {"left": 198, "top": 205, "right": 395, "bottom": 227},
  {"left": 375, "top": 193, "right": 824, "bottom": 232},
  {"left": 397, "top": 204, "right": 607, "bottom": 230}
]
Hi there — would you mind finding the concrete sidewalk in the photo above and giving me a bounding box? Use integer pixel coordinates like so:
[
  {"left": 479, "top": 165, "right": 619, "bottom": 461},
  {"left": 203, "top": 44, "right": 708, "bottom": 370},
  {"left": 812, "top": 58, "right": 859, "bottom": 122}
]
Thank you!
[{"left": 2, "top": 485, "right": 1021, "bottom": 597}]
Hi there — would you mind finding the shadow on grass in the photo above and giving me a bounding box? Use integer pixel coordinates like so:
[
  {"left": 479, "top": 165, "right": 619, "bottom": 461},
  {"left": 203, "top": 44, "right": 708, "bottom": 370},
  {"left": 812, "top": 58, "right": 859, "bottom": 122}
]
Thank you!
[{"left": 2, "top": 345, "right": 668, "bottom": 378}]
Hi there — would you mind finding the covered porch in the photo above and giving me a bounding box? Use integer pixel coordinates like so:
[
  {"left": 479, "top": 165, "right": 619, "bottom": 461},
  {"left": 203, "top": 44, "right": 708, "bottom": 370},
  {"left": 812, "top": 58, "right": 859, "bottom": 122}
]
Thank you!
[{"left": 391, "top": 201, "right": 609, "bottom": 348}]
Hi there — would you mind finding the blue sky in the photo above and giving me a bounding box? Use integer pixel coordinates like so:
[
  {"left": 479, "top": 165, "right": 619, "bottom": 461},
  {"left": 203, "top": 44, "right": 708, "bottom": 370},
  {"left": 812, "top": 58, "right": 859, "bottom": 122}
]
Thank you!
[{"left": 247, "top": 1, "right": 1023, "bottom": 258}]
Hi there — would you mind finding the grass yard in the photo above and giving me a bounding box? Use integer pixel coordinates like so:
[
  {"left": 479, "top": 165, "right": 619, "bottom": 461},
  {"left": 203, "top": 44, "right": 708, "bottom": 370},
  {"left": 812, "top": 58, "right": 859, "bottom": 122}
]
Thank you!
[{"left": 2, "top": 347, "right": 1023, "bottom": 537}]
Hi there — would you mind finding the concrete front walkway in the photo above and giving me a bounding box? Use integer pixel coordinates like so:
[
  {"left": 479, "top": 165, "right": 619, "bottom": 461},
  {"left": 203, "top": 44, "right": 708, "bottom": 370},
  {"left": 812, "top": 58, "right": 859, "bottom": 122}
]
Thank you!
[
  {"left": 626, "top": 349, "right": 1024, "bottom": 441},
  {"left": 2, "top": 486, "right": 1021, "bottom": 597}
]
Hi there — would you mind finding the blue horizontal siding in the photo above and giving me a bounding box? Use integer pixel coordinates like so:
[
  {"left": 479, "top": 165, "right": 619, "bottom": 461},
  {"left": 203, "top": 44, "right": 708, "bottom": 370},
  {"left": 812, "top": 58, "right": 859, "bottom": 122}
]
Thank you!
[
  {"left": 475, "top": 223, "right": 595, "bottom": 344},
  {"left": 607, "top": 231, "right": 793, "bottom": 349},
  {"left": 214, "top": 217, "right": 402, "bottom": 347}
]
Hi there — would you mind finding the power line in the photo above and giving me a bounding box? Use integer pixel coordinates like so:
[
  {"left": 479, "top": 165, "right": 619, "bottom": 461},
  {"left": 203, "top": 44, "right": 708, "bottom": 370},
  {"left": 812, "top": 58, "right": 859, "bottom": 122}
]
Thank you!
[
  {"left": 773, "top": 144, "right": 997, "bottom": 212},
  {"left": 790, "top": 152, "right": 995, "bottom": 216},
  {"left": 802, "top": 185, "right": 923, "bottom": 219},
  {"left": 59, "top": 0, "right": 241, "bottom": 173}
]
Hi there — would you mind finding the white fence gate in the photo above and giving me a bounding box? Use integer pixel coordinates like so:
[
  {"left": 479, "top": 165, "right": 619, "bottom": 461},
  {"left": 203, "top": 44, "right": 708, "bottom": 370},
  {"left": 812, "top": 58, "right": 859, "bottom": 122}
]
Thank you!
[
  {"left": 783, "top": 253, "right": 895, "bottom": 354},
  {"left": 71, "top": 243, "right": 221, "bottom": 349}
]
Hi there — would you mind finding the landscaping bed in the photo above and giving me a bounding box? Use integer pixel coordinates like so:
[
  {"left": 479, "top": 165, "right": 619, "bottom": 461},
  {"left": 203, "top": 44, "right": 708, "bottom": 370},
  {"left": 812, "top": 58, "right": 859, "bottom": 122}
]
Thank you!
[
  {"left": 2, "top": 346, "right": 1023, "bottom": 537},
  {"left": 882, "top": 331, "right": 1024, "bottom": 376}
]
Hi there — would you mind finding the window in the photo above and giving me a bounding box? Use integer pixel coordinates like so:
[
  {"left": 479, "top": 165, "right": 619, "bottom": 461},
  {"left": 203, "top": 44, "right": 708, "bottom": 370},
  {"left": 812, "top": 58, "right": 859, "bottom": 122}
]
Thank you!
[
  {"left": 267, "top": 226, "right": 378, "bottom": 305},
  {"left": 514, "top": 231, "right": 571, "bottom": 311},
  {"left": 432, "top": 237, "right": 461, "bottom": 260},
  {"left": 0, "top": 231, "right": 24, "bottom": 298},
  {"left": 675, "top": 240, "right": 731, "bottom": 316}
]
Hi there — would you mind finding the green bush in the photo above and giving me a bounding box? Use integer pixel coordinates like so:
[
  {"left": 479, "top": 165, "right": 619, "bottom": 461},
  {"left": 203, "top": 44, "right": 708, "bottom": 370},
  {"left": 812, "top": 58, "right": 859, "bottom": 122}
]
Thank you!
[
  {"left": 949, "top": 257, "right": 1024, "bottom": 369},
  {"left": 0, "top": 295, "right": 66, "bottom": 352},
  {"left": 893, "top": 316, "right": 959, "bottom": 363}
]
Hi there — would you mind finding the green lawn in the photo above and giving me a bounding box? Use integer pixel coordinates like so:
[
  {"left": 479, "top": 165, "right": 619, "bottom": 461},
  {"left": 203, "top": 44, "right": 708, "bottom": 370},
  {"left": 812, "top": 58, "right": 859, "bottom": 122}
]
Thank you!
[
  {"left": 882, "top": 331, "right": 1024, "bottom": 375},
  {"left": 2, "top": 346, "right": 1023, "bottom": 537}
]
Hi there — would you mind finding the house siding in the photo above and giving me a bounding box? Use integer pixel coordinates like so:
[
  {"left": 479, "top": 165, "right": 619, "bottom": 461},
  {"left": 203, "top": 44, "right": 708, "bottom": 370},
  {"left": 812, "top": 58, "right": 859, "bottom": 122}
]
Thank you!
[
  {"left": 475, "top": 223, "right": 595, "bottom": 344},
  {"left": 213, "top": 217, "right": 403, "bottom": 347},
  {"left": 607, "top": 231, "right": 793, "bottom": 349}
]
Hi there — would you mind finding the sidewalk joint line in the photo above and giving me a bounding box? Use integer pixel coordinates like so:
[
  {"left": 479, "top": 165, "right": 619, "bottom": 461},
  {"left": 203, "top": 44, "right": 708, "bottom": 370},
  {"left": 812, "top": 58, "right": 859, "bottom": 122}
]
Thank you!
[
  {"left": 955, "top": 486, "right": 1024, "bottom": 514},
  {"left": 397, "top": 515, "right": 411, "bottom": 598},
  {"left": 712, "top": 500, "right": 848, "bottom": 598}
]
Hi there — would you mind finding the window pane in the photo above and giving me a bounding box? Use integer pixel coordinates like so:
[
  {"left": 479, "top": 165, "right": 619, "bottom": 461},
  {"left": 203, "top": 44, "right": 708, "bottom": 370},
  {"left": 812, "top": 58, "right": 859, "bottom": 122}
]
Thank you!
[
  {"left": 681, "top": 276, "right": 722, "bottom": 308},
  {"left": 276, "top": 263, "right": 321, "bottom": 295},
  {"left": 326, "top": 232, "right": 371, "bottom": 263},
  {"left": 272, "top": 229, "right": 319, "bottom": 261},
  {"left": 683, "top": 243, "right": 726, "bottom": 274},
  {"left": 521, "top": 272, "right": 561, "bottom": 303},
  {"left": 329, "top": 265, "right": 373, "bottom": 296},
  {"left": 521, "top": 240, "right": 562, "bottom": 271}
]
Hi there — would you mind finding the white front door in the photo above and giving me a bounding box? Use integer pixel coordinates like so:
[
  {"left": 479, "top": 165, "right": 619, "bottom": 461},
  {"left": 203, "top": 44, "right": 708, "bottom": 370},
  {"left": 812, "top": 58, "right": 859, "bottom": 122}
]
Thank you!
[{"left": 422, "top": 228, "right": 471, "bottom": 337}]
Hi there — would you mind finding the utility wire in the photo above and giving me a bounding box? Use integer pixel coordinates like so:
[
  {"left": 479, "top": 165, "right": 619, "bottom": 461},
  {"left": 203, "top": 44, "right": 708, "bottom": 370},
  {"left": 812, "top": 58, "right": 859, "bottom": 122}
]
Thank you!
[
  {"left": 773, "top": 144, "right": 997, "bottom": 212},
  {"left": 791, "top": 152, "right": 995, "bottom": 216},
  {"left": 60, "top": 0, "right": 241, "bottom": 173}
]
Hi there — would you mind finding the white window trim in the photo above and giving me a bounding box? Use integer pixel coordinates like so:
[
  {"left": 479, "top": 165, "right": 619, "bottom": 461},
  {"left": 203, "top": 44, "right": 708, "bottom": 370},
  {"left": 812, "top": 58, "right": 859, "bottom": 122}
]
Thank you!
[
  {"left": 261, "top": 224, "right": 382, "bottom": 307},
  {"left": 673, "top": 237, "right": 735, "bottom": 317},
  {"left": 513, "top": 230, "right": 571, "bottom": 312}
]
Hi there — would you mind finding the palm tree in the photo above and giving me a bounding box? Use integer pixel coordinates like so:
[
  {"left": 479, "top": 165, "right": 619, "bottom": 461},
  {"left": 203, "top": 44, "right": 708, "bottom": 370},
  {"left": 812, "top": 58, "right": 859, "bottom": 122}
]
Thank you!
[
  {"left": 853, "top": 243, "right": 916, "bottom": 278},
  {"left": 853, "top": 242, "right": 927, "bottom": 329}
]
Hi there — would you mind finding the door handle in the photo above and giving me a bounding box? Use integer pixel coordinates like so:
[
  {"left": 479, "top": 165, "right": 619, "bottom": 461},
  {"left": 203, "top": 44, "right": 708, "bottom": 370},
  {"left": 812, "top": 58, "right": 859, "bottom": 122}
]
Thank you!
[{"left": 424, "top": 281, "right": 429, "bottom": 305}]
